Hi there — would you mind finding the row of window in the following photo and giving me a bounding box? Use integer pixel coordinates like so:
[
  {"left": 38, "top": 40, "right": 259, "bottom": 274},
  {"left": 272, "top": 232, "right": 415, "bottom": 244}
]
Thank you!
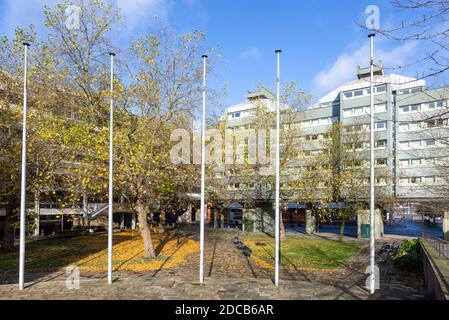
[
  {"left": 228, "top": 182, "right": 255, "bottom": 190},
  {"left": 399, "top": 100, "right": 446, "bottom": 114},
  {"left": 397, "top": 87, "right": 422, "bottom": 95},
  {"left": 343, "top": 104, "right": 387, "bottom": 118},
  {"left": 347, "top": 158, "right": 388, "bottom": 167},
  {"left": 298, "top": 116, "right": 339, "bottom": 128},
  {"left": 343, "top": 85, "right": 387, "bottom": 100},
  {"left": 399, "top": 176, "right": 445, "bottom": 186},
  {"left": 229, "top": 111, "right": 243, "bottom": 119},
  {"left": 399, "top": 138, "right": 444, "bottom": 149},
  {"left": 398, "top": 158, "right": 443, "bottom": 167},
  {"left": 226, "top": 176, "right": 445, "bottom": 189},
  {"left": 345, "top": 121, "right": 387, "bottom": 132},
  {"left": 398, "top": 119, "right": 448, "bottom": 132},
  {"left": 345, "top": 139, "right": 388, "bottom": 149}
]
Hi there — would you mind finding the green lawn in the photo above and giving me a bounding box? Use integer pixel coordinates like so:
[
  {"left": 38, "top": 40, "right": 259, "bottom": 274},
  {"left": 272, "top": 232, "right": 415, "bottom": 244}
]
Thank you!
[{"left": 243, "top": 234, "right": 364, "bottom": 269}]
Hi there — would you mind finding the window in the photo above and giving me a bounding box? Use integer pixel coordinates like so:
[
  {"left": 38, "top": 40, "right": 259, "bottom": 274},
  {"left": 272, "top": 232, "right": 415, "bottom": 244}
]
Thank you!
[
  {"left": 375, "top": 140, "right": 387, "bottom": 148},
  {"left": 400, "top": 159, "right": 410, "bottom": 167},
  {"left": 424, "top": 177, "right": 436, "bottom": 184},
  {"left": 319, "top": 118, "right": 330, "bottom": 125},
  {"left": 228, "top": 183, "right": 240, "bottom": 190},
  {"left": 354, "top": 107, "right": 364, "bottom": 116},
  {"left": 343, "top": 109, "right": 353, "bottom": 117},
  {"left": 426, "top": 139, "right": 436, "bottom": 146},
  {"left": 411, "top": 177, "right": 421, "bottom": 184},
  {"left": 436, "top": 101, "right": 446, "bottom": 108},
  {"left": 344, "top": 92, "right": 353, "bottom": 99},
  {"left": 231, "top": 112, "right": 241, "bottom": 118},
  {"left": 354, "top": 89, "right": 364, "bottom": 97},
  {"left": 375, "top": 104, "right": 387, "bottom": 113},
  {"left": 376, "top": 158, "right": 387, "bottom": 166},
  {"left": 427, "top": 120, "right": 438, "bottom": 128},
  {"left": 411, "top": 159, "right": 422, "bottom": 166},
  {"left": 411, "top": 104, "right": 420, "bottom": 112},
  {"left": 375, "top": 121, "right": 387, "bottom": 130},
  {"left": 409, "top": 122, "right": 421, "bottom": 130},
  {"left": 376, "top": 85, "right": 387, "bottom": 93},
  {"left": 410, "top": 140, "right": 422, "bottom": 148},
  {"left": 399, "top": 87, "right": 421, "bottom": 95},
  {"left": 400, "top": 105, "right": 410, "bottom": 113}
]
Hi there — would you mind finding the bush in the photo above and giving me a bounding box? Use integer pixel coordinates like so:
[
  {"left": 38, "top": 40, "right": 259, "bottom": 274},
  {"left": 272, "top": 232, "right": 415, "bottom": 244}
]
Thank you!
[{"left": 393, "top": 239, "right": 421, "bottom": 270}]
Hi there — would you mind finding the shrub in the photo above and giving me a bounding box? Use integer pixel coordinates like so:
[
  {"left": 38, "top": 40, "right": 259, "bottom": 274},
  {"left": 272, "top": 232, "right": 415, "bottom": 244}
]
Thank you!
[{"left": 393, "top": 239, "right": 421, "bottom": 270}]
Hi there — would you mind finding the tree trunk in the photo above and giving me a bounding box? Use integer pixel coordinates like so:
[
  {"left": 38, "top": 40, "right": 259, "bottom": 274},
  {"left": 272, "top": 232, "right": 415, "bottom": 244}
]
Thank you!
[
  {"left": 339, "top": 218, "right": 346, "bottom": 242},
  {"left": 220, "top": 207, "right": 225, "bottom": 228},
  {"left": 159, "top": 209, "right": 166, "bottom": 233},
  {"left": 1, "top": 200, "right": 15, "bottom": 251},
  {"left": 134, "top": 199, "right": 156, "bottom": 258},
  {"left": 280, "top": 210, "right": 286, "bottom": 241},
  {"left": 213, "top": 208, "right": 218, "bottom": 229}
]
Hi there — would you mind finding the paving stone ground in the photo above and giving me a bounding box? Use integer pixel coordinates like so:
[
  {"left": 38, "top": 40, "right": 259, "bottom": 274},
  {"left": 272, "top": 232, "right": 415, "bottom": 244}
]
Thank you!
[{"left": 0, "top": 227, "right": 427, "bottom": 300}]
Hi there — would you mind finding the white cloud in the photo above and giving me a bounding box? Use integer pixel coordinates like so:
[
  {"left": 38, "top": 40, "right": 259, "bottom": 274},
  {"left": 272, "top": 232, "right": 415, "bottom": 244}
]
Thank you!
[
  {"left": 240, "top": 46, "right": 261, "bottom": 61},
  {"left": 115, "top": 0, "right": 174, "bottom": 32},
  {"left": 312, "top": 41, "right": 418, "bottom": 96}
]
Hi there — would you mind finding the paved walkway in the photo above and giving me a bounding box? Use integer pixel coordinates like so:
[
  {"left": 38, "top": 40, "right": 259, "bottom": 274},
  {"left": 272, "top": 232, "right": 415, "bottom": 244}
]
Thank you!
[{"left": 0, "top": 228, "right": 426, "bottom": 300}]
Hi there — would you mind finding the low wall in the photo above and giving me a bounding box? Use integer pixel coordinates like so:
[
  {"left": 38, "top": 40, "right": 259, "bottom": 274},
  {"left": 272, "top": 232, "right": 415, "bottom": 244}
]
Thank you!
[{"left": 421, "top": 239, "right": 449, "bottom": 300}]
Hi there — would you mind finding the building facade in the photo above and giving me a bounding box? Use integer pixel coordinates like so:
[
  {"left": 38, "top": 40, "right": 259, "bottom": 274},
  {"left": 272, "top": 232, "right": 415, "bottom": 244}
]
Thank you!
[{"left": 220, "top": 65, "right": 449, "bottom": 228}]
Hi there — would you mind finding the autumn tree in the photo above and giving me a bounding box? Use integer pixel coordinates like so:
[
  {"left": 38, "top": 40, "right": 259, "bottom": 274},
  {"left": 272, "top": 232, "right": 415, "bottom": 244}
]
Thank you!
[
  {"left": 0, "top": 25, "right": 77, "bottom": 248},
  {"left": 114, "top": 30, "right": 208, "bottom": 258},
  {"left": 210, "top": 83, "right": 311, "bottom": 239}
]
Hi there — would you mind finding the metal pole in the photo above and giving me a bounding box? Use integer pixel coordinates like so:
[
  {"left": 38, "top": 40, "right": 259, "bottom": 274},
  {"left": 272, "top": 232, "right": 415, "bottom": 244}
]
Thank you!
[
  {"left": 108, "top": 52, "right": 115, "bottom": 285},
  {"left": 19, "top": 42, "right": 30, "bottom": 290},
  {"left": 199, "top": 54, "right": 208, "bottom": 284},
  {"left": 368, "top": 34, "right": 376, "bottom": 295},
  {"left": 274, "top": 49, "right": 281, "bottom": 287}
]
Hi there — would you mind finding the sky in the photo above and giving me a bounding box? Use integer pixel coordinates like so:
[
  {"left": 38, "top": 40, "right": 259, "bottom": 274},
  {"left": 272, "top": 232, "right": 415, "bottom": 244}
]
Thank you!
[{"left": 0, "top": 0, "right": 440, "bottom": 109}]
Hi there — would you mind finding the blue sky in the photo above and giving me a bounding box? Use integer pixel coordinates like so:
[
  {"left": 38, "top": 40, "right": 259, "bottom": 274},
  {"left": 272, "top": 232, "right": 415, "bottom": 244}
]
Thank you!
[{"left": 0, "top": 0, "right": 440, "bottom": 109}]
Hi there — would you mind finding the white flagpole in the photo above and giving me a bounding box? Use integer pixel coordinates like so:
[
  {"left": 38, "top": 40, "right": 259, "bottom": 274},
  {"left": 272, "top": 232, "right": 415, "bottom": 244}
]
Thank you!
[
  {"left": 19, "top": 42, "right": 30, "bottom": 290},
  {"left": 275, "top": 49, "right": 281, "bottom": 287},
  {"left": 108, "top": 52, "right": 115, "bottom": 285},
  {"left": 368, "top": 33, "right": 376, "bottom": 294},
  {"left": 199, "top": 54, "right": 208, "bottom": 284}
]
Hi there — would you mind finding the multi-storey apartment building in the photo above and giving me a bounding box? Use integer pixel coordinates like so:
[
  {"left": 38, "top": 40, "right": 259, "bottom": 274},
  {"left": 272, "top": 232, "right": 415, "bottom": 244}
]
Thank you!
[{"left": 219, "top": 64, "right": 449, "bottom": 236}]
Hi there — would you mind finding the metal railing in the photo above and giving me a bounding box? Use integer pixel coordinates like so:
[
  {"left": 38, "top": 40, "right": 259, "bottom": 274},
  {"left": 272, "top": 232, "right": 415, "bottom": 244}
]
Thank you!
[{"left": 422, "top": 235, "right": 449, "bottom": 264}]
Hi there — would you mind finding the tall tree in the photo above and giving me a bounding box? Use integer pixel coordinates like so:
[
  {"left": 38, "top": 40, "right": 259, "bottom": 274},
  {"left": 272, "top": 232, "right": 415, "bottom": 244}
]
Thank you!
[{"left": 114, "top": 30, "right": 208, "bottom": 258}]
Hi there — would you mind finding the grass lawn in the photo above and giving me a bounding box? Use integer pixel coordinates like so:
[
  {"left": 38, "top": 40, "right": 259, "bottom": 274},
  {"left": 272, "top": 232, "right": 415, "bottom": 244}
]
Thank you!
[
  {"left": 0, "top": 231, "right": 198, "bottom": 273},
  {"left": 243, "top": 234, "right": 364, "bottom": 271}
]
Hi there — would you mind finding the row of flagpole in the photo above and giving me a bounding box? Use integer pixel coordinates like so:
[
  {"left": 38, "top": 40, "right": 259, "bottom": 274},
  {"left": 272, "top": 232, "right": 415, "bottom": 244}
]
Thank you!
[
  {"left": 18, "top": 37, "right": 377, "bottom": 293},
  {"left": 18, "top": 47, "right": 116, "bottom": 289}
]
